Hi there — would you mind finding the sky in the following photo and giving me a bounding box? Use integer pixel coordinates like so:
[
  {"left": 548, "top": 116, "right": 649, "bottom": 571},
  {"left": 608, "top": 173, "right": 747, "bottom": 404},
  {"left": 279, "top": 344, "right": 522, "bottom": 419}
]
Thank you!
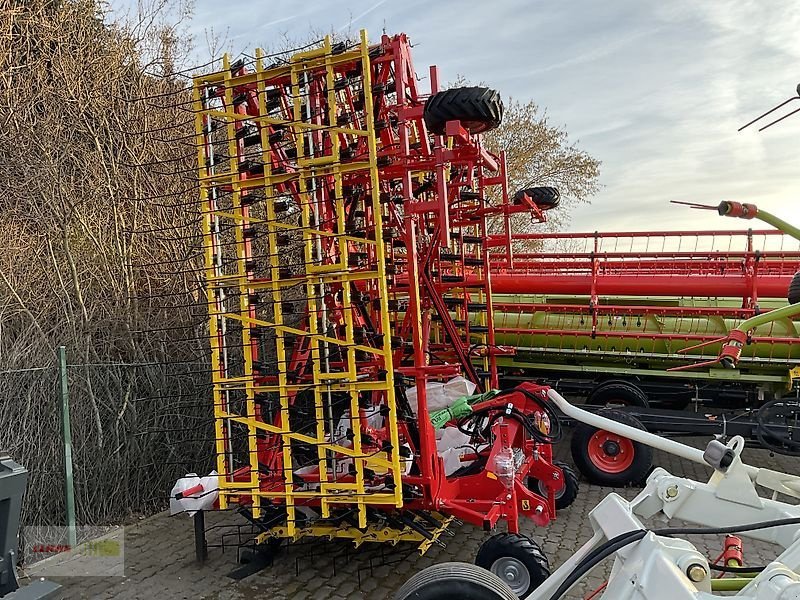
[{"left": 115, "top": 0, "right": 800, "bottom": 233}]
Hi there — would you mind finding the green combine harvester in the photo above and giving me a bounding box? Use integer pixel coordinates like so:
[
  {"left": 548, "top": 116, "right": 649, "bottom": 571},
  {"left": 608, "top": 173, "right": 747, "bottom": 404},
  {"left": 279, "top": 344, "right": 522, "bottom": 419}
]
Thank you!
[
  {"left": 476, "top": 202, "right": 800, "bottom": 408},
  {"left": 440, "top": 201, "right": 800, "bottom": 485}
]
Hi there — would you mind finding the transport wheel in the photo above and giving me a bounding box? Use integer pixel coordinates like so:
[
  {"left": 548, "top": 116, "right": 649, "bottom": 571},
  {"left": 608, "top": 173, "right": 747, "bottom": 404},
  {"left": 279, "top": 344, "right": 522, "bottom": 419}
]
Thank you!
[
  {"left": 394, "top": 562, "right": 517, "bottom": 600},
  {"left": 571, "top": 408, "right": 653, "bottom": 487},
  {"left": 512, "top": 187, "right": 560, "bottom": 209},
  {"left": 528, "top": 461, "right": 579, "bottom": 510},
  {"left": 423, "top": 86, "right": 503, "bottom": 135},
  {"left": 789, "top": 271, "right": 800, "bottom": 304},
  {"left": 587, "top": 381, "right": 649, "bottom": 408},
  {"left": 475, "top": 533, "right": 550, "bottom": 598}
]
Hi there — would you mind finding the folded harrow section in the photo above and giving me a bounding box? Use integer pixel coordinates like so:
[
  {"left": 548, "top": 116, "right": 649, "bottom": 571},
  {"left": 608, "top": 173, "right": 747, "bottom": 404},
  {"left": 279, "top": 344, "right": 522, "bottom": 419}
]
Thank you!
[{"left": 193, "top": 33, "right": 403, "bottom": 537}]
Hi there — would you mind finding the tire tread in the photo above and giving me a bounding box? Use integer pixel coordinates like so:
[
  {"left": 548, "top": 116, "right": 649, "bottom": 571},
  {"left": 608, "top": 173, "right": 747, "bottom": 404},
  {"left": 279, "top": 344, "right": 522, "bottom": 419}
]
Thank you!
[
  {"left": 475, "top": 533, "right": 550, "bottom": 597},
  {"left": 424, "top": 86, "right": 503, "bottom": 135},
  {"left": 512, "top": 187, "right": 561, "bottom": 210},
  {"left": 394, "top": 562, "right": 517, "bottom": 600},
  {"left": 587, "top": 382, "right": 649, "bottom": 408}
]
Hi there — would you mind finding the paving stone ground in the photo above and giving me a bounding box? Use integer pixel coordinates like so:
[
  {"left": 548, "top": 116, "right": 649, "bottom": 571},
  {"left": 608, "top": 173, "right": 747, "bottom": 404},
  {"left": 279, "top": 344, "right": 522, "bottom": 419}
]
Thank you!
[{"left": 20, "top": 433, "right": 799, "bottom": 600}]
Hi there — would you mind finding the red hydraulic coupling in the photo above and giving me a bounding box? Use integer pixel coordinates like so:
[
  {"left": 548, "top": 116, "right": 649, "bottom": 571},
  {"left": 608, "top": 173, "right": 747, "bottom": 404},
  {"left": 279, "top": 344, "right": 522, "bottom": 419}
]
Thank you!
[
  {"left": 175, "top": 483, "right": 205, "bottom": 500},
  {"left": 671, "top": 200, "right": 759, "bottom": 221},
  {"left": 670, "top": 328, "right": 748, "bottom": 371},
  {"left": 718, "top": 201, "right": 758, "bottom": 220},
  {"left": 723, "top": 535, "right": 744, "bottom": 567},
  {"left": 718, "top": 329, "right": 748, "bottom": 369}
]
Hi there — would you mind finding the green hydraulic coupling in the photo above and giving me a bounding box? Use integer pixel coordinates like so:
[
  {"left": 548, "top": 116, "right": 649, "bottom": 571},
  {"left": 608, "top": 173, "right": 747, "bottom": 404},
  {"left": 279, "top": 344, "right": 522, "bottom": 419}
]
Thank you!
[{"left": 429, "top": 390, "right": 500, "bottom": 429}]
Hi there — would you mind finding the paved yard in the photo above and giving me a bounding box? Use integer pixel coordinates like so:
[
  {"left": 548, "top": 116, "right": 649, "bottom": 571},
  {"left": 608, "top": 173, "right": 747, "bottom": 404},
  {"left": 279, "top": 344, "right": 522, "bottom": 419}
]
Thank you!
[{"left": 19, "top": 434, "right": 800, "bottom": 600}]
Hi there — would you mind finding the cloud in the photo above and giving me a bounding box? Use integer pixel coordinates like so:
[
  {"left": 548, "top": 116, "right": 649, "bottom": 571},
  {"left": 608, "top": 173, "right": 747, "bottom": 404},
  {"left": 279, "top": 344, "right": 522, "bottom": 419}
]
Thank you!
[
  {"left": 261, "top": 14, "right": 303, "bottom": 29},
  {"left": 109, "top": 0, "right": 800, "bottom": 232},
  {"left": 524, "top": 27, "right": 661, "bottom": 78}
]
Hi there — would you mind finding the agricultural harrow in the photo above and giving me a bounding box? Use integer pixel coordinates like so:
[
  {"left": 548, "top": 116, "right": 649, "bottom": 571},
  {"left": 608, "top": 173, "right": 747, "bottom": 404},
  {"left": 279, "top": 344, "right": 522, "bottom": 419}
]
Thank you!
[{"left": 176, "top": 29, "right": 574, "bottom": 587}]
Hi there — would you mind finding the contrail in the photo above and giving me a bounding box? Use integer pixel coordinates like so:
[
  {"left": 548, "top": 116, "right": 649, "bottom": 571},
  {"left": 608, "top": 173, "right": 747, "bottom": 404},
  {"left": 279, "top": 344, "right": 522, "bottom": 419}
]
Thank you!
[{"left": 339, "top": 0, "right": 389, "bottom": 31}]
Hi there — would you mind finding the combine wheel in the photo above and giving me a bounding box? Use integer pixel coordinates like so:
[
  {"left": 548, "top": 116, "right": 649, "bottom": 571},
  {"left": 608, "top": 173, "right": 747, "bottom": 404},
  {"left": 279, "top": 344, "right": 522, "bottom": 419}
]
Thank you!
[
  {"left": 528, "top": 461, "right": 579, "bottom": 510},
  {"left": 475, "top": 533, "right": 550, "bottom": 598},
  {"left": 423, "top": 86, "right": 503, "bottom": 135},
  {"left": 394, "top": 562, "right": 516, "bottom": 600},
  {"left": 571, "top": 408, "right": 653, "bottom": 487},
  {"left": 587, "top": 380, "right": 649, "bottom": 408}
]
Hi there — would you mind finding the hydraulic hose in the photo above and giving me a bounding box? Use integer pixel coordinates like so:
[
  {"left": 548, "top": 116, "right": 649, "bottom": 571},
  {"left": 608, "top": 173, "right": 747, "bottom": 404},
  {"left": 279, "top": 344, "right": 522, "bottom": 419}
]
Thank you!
[
  {"left": 717, "top": 201, "right": 800, "bottom": 243},
  {"left": 546, "top": 388, "right": 710, "bottom": 466},
  {"left": 755, "top": 398, "right": 800, "bottom": 456}
]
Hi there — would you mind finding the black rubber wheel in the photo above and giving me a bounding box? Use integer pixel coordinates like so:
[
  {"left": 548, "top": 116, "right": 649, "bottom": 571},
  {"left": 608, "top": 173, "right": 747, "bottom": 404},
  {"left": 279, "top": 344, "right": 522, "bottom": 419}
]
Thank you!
[
  {"left": 528, "top": 461, "right": 579, "bottom": 510},
  {"left": 587, "top": 381, "right": 649, "bottom": 408},
  {"left": 512, "top": 187, "right": 561, "bottom": 210},
  {"left": 424, "top": 86, "right": 503, "bottom": 135},
  {"left": 789, "top": 271, "right": 800, "bottom": 305},
  {"left": 394, "top": 562, "right": 517, "bottom": 600},
  {"left": 475, "top": 533, "right": 550, "bottom": 598},
  {"left": 571, "top": 408, "right": 653, "bottom": 487}
]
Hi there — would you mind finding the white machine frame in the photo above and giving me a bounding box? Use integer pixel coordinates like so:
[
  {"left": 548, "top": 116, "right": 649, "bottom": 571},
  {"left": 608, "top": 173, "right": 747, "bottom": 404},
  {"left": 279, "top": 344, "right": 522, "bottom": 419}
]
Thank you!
[{"left": 523, "top": 389, "right": 800, "bottom": 599}]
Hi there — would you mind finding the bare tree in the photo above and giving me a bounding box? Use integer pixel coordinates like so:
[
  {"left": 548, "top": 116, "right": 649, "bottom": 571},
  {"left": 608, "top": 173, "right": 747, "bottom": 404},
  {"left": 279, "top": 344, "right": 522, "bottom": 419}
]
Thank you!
[
  {"left": 0, "top": 0, "right": 209, "bottom": 527},
  {"left": 484, "top": 97, "right": 601, "bottom": 233}
]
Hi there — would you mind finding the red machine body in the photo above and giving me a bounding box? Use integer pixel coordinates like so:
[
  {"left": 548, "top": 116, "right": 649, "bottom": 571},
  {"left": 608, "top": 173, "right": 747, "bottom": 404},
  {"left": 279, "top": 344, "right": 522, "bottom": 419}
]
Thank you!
[{"left": 194, "top": 31, "right": 570, "bottom": 541}]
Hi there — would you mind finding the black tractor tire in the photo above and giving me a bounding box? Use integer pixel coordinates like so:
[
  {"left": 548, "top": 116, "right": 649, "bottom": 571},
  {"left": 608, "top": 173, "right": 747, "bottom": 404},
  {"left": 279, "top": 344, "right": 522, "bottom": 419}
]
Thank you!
[
  {"left": 587, "top": 381, "right": 649, "bottom": 408},
  {"left": 789, "top": 271, "right": 800, "bottom": 305},
  {"left": 475, "top": 533, "right": 550, "bottom": 598},
  {"left": 424, "top": 86, "right": 503, "bottom": 135},
  {"left": 528, "top": 461, "right": 580, "bottom": 510},
  {"left": 512, "top": 187, "right": 561, "bottom": 210},
  {"left": 394, "top": 562, "right": 517, "bottom": 600},
  {"left": 571, "top": 408, "right": 653, "bottom": 487}
]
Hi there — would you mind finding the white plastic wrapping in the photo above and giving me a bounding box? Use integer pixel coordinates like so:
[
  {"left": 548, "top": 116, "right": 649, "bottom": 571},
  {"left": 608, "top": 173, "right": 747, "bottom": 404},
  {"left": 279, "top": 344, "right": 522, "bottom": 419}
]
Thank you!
[
  {"left": 405, "top": 375, "right": 477, "bottom": 413},
  {"left": 332, "top": 405, "right": 384, "bottom": 444},
  {"left": 169, "top": 471, "right": 219, "bottom": 516},
  {"left": 436, "top": 426, "right": 474, "bottom": 476}
]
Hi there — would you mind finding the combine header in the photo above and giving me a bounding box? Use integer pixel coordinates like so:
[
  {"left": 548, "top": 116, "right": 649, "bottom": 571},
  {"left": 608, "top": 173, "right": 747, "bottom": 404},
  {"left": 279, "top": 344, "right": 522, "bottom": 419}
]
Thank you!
[
  {"left": 181, "top": 30, "right": 571, "bottom": 590},
  {"left": 491, "top": 228, "right": 800, "bottom": 396}
]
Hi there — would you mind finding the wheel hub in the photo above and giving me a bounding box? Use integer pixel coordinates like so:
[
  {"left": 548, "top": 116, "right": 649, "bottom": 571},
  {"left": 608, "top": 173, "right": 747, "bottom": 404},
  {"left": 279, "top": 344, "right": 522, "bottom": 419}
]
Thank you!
[
  {"left": 537, "top": 478, "right": 565, "bottom": 499},
  {"left": 587, "top": 431, "right": 636, "bottom": 474},
  {"left": 491, "top": 557, "right": 531, "bottom": 596},
  {"left": 602, "top": 440, "right": 621, "bottom": 456}
]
